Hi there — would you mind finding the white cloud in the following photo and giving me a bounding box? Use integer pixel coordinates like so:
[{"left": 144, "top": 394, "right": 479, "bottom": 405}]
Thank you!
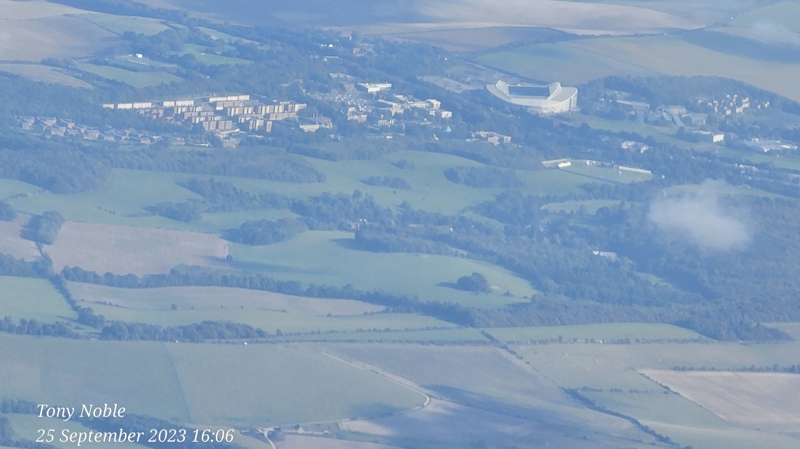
[{"left": 648, "top": 180, "right": 750, "bottom": 251}]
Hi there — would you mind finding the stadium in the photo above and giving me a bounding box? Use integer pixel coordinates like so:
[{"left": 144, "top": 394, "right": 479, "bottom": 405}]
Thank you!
[{"left": 487, "top": 80, "right": 578, "bottom": 114}]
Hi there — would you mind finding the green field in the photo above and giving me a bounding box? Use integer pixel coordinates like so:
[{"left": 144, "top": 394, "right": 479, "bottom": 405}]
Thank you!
[
  {"left": 230, "top": 230, "right": 535, "bottom": 308},
  {"left": 0, "top": 334, "right": 191, "bottom": 422},
  {"left": 0, "top": 333, "right": 425, "bottom": 427},
  {"left": 268, "top": 327, "right": 489, "bottom": 343},
  {"left": 182, "top": 44, "right": 252, "bottom": 66},
  {"left": 516, "top": 341, "right": 800, "bottom": 391},
  {"left": 6, "top": 151, "right": 600, "bottom": 234},
  {"left": 67, "top": 283, "right": 385, "bottom": 315},
  {"left": 76, "top": 13, "right": 173, "bottom": 35},
  {"left": 477, "top": 35, "right": 800, "bottom": 102},
  {"left": 0, "top": 178, "right": 45, "bottom": 200},
  {"left": 7, "top": 169, "right": 203, "bottom": 227},
  {"left": 75, "top": 63, "right": 183, "bottom": 88},
  {"left": 166, "top": 343, "right": 425, "bottom": 426},
  {"left": 198, "top": 27, "right": 263, "bottom": 46},
  {"left": 80, "top": 302, "right": 453, "bottom": 335},
  {"left": 484, "top": 323, "right": 704, "bottom": 343},
  {"left": 0, "top": 276, "right": 76, "bottom": 323}
]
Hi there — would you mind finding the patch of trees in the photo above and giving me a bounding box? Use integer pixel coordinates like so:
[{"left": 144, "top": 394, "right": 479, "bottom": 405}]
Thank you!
[
  {"left": 0, "top": 200, "right": 16, "bottom": 221},
  {"left": 0, "top": 136, "right": 112, "bottom": 194},
  {"left": 0, "top": 253, "right": 50, "bottom": 278},
  {"left": 291, "top": 191, "right": 395, "bottom": 230},
  {"left": 21, "top": 211, "right": 64, "bottom": 245},
  {"left": 361, "top": 176, "right": 411, "bottom": 190},
  {"left": 354, "top": 228, "right": 455, "bottom": 255},
  {"left": 146, "top": 202, "right": 202, "bottom": 223},
  {"left": 286, "top": 139, "right": 404, "bottom": 161},
  {"left": 179, "top": 178, "right": 293, "bottom": 212},
  {"left": 223, "top": 218, "right": 308, "bottom": 245},
  {"left": 106, "top": 146, "right": 326, "bottom": 183},
  {"left": 455, "top": 272, "right": 491, "bottom": 293},
  {"left": 444, "top": 166, "right": 522, "bottom": 188},
  {"left": 100, "top": 320, "right": 266, "bottom": 342},
  {"left": 393, "top": 159, "right": 415, "bottom": 169},
  {"left": 0, "top": 317, "right": 78, "bottom": 338}
]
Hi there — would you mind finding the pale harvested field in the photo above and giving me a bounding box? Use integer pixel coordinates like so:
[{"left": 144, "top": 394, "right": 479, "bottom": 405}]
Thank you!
[
  {"left": 140, "top": 0, "right": 715, "bottom": 37},
  {"left": 0, "top": 217, "right": 40, "bottom": 260},
  {"left": 45, "top": 221, "right": 229, "bottom": 275},
  {"left": 0, "top": 63, "right": 92, "bottom": 88},
  {"left": 641, "top": 370, "right": 800, "bottom": 433},
  {"left": 0, "top": 0, "right": 83, "bottom": 20},
  {"left": 0, "top": 15, "right": 116, "bottom": 60},
  {"left": 278, "top": 435, "right": 401, "bottom": 449},
  {"left": 67, "top": 283, "right": 386, "bottom": 315}
]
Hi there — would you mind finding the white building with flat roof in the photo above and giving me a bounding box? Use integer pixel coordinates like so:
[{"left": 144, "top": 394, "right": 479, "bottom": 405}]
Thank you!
[{"left": 487, "top": 80, "right": 577, "bottom": 114}]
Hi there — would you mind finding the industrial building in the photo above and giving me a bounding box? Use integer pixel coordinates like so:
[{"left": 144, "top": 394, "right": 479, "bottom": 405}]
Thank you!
[{"left": 487, "top": 80, "right": 578, "bottom": 114}]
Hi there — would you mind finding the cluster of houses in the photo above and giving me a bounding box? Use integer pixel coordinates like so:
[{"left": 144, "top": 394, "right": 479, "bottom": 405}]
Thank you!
[
  {"left": 698, "top": 94, "right": 768, "bottom": 116},
  {"left": 315, "top": 77, "right": 454, "bottom": 131},
  {"left": 101, "top": 94, "right": 323, "bottom": 135},
  {"left": 16, "top": 116, "right": 190, "bottom": 145}
]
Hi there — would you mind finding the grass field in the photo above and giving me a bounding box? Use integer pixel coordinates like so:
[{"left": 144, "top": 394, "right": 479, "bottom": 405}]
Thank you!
[
  {"left": 79, "top": 302, "right": 454, "bottom": 335},
  {"left": 230, "top": 230, "right": 534, "bottom": 308},
  {"left": 267, "top": 328, "right": 489, "bottom": 343},
  {"left": 478, "top": 34, "right": 800, "bottom": 102},
  {"left": 0, "top": 333, "right": 425, "bottom": 427},
  {"left": 223, "top": 150, "right": 597, "bottom": 216},
  {"left": 165, "top": 343, "right": 425, "bottom": 427},
  {"left": 181, "top": 44, "right": 252, "bottom": 66},
  {"left": 642, "top": 370, "right": 800, "bottom": 433},
  {"left": 67, "top": 283, "right": 385, "bottom": 315},
  {"left": 0, "top": 333, "right": 191, "bottom": 422},
  {"left": 198, "top": 27, "right": 263, "bottom": 46},
  {"left": 0, "top": 63, "right": 92, "bottom": 88},
  {"left": 0, "top": 276, "right": 75, "bottom": 323},
  {"left": 75, "top": 63, "right": 183, "bottom": 88},
  {"left": 484, "top": 323, "right": 704, "bottom": 343},
  {"left": 517, "top": 341, "right": 800, "bottom": 391},
  {"left": 44, "top": 221, "right": 229, "bottom": 276},
  {"left": 0, "top": 178, "right": 45, "bottom": 200}
]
